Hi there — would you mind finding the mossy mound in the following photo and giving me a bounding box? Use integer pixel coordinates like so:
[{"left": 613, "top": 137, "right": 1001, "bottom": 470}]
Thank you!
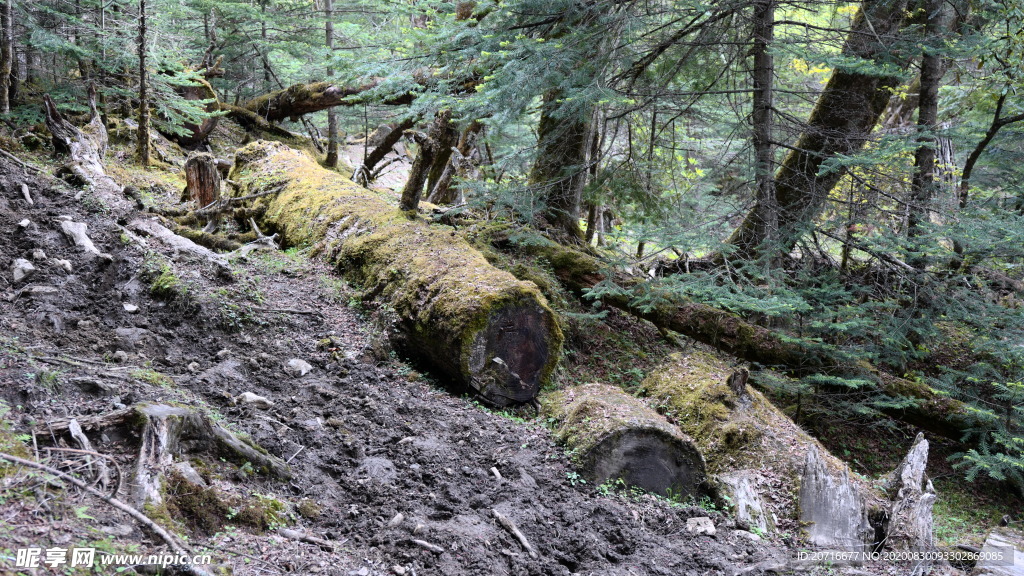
[
  {"left": 543, "top": 383, "right": 706, "bottom": 498},
  {"left": 230, "top": 141, "right": 564, "bottom": 406}
]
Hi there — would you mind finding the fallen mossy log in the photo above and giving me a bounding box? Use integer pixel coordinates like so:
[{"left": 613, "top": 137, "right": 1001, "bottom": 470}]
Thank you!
[
  {"left": 484, "top": 231, "right": 975, "bottom": 440},
  {"left": 230, "top": 141, "right": 563, "bottom": 406},
  {"left": 542, "top": 383, "right": 706, "bottom": 498}
]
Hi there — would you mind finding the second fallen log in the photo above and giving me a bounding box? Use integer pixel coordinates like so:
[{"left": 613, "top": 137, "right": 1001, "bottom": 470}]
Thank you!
[
  {"left": 543, "top": 383, "right": 706, "bottom": 498},
  {"left": 230, "top": 141, "right": 563, "bottom": 406}
]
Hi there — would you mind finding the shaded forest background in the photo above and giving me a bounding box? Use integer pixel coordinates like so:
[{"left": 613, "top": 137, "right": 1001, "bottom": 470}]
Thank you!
[{"left": 3, "top": 0, "right": 1024, "bottom": 497}]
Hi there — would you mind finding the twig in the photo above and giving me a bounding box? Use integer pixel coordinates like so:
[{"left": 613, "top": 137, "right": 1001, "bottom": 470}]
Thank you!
[
  {"left": 277, "top": 528, "right": 336, "bottom": 551},
  {"left": 252, "top": 307, "right": 321, "bottom": 316},
  {"left": 0, "top": 451, "right": 215, "bottom": 576},
  {"left": 492, "top": 509, "right": 538, "bottom": 559},
  {"left": 410, "top": 539, "right": 445, "bottom": 554},
  {"left": 286, "top": 446, "right": 305, "bottom": 463}
]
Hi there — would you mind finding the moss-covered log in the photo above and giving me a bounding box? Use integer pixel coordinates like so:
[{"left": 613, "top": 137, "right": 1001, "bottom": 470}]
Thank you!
[
  {"left": 542, "top": 383, "right": 706, "bottom": 498},
  {"left": 230, "top": 141, "right": 562, "bottom": 406},
  {"left": 238, "top": 80, "right": 415, "bottom": 124},
  {"left": 487, "top": 231, "right": 975, "bottom": 440}
]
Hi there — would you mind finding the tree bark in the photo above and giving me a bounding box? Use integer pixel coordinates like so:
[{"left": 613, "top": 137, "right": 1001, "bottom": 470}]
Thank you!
[
  {"left": 136, "top": 0, "right": 150, "bottom": 166},
  {"left": 530, "top": 91, "right": 592, "bottom": 243},
  {"left": 184, "top": 153, "right": 221, "bottom": 207},
  {"left": 906, "top": 0, "right": 948, "bottom": 261},
  {"left": 353, "top": 117, "right": 416, "bottom": 185},
  {"left": 427, "top": 120, "right": 482, "bottom": 205},
  {"left": 0, "top": 0, "right": 12, "bottom": 114},
  {"left": 231, "top": 141, "right": 563, "bottom": 406},
  {"left": 324, "top": 0, "right": 339, "bottom": 168},
  {"left": 487, "top": 230, "right": 975, "bottom": 440},
  {"left": 400, "top": 110, "right": 450, "bottom": 211},
  {"left": 750, "top": 0, "right": 777, "bottom": 247},
  {"left": 544, "top": 382, "right": 706, "bottom": 498},
  {"left": 724, "top": 0, "right": 912, "bottom": 261}
]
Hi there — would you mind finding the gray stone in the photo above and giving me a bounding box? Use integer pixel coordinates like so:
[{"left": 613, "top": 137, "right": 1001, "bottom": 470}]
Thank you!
[
  {"left": 17, "top": 218, "right": 31, "bottom": 229},
  {"left": 285, "top": 358, "right": 313, "bottom": 377},
  {"left": 11, "top": 258, "right": 36, "bottom": 283},
  {"left": 52, "top": 259, "right": 73, "bottom": 273},
  {"left": 798, "top": 446, "right": 873, "bottom": 554},
  {"left": 123, "top": 303, "right": 139, "bottom": 313},
  {"left": 686, "top": 516, "right": 716, "bottom": 536},
  {"left": 112, "top": 350, "right": 130, "bottom": 363},
  {"left": 59, "top": 220, "right": 112, "bottom": 261},
  {"left": 31, "top": 249, "right": 47, "bottom": 260},
  {"left": 733, "top": 529, "right": 762, "bottom": 542}
]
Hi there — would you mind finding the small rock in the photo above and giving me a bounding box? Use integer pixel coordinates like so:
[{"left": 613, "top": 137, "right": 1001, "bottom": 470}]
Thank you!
[
  {"left": 17, "top": 219, "right": 31, "bottom": 229},
  {"left": 77, "top": 320, "right": 94, "bottom": 329},
  {"left": 123, "top": 303, "right": 139, "bottom": 313},
  {"left": 686, "top": 516, "right": 716, "bottom": 536},
  {"left": 734, "top": 529, "right": 761, "bottom": 542},
  {"left": 236, "top": 392, "right": 274, "bottom": 409},
  {"left": 216, "top": 349, "right": 232, "bottom": 359},
  {"left": 413, "top": 523, "right": 426, "bottom": 535},
  {"left": 187, "top": 361, "right": 201, "bottom": 373},
  {"left": 112, "top": 350, "right": 130, "bottom": 363},
  {"left": 99, "top": 524, "right": 133, "bottom": 537},
  {"left": 26, "top": 285, "right": 58, "bottom": 298},
  {"left": 11, "top": 259, "right": 36, "bottom": 283},
  {"left": 392, "top": 566, "right": 407, "bottom": 576},
  {"left": 388, "top": 512, "right": 405, "bottom": 527},
  {"left": 31, "top": 249, "right": 47, "bottom": 261},
  {"left": 326, "top": 417, "right": 345, "bottom": 428},
  {"left": 52, "top": 259, "right": 73, "bottom": 273},
  {"left": 297, "top": 418, "right": 324, "bottom": 431},
  {"left": 285, "top": 358, "right": 313, "bottom": 377}
]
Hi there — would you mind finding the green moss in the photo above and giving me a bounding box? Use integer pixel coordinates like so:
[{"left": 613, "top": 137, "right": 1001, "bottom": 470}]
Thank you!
[
  {"left": 131, "top": 369, "right": 175, "bottom": 388},
  {"left": 296, "top": 499, "right": 322, "bottom": 519},
  {"left": 163, "top": 470, "right": 293, "bottom": 534},
  {"left": 231, "top": 141, "right": 564, "bottom": 393}
]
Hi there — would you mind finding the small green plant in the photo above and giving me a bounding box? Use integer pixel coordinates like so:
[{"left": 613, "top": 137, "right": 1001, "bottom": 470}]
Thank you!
[
  {"left": 566, "top": 471, "right": 586, "bottom": 486},
  {"left": 131, "top": 369, "right": 174, "bottom": 388}
]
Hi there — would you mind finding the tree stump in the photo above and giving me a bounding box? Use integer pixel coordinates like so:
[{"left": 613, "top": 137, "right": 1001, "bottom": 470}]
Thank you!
[{"left": 184, "top": 152, "right": 221, "bottom": 207}]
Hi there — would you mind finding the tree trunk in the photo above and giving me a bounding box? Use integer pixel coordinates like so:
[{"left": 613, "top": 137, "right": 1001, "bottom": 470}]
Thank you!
[
  {"left": 544, "top": 383, "right": 706, "bottom": 498},
  {"left": 487, "top": 230, "right": 975, "bottom": 440},
  {"left": 530, "top": 91, "right": 591, "bottom": 243},
  {"left": 724, "top": 0, "right": 911, "bottom": 261},
  {"left": 353, "top": 117, "right": 416, "bottom": 185},
  {"left": 136, "top": 0, "right": 150, "bottom": 166},
  {"left": 324, "top": 0, "right": 339, "bottom": 168},
  {"left": 427, "top": 120, "right": 482, "bottom": 205},
  {"left": 231, "top": 141, "right": 563, "bottom": 406},
  {"left": 750, "top": 0, "right": 777, "bottom": 248},
  {"left": 184, "top": 153, "right": 222, "bottom": 207},
  {"left": 906, "top": 0, "right": 948, "bottom": 262},
  {"left": 400, "top": 110, "right": 450, "bottom": 211},
  {"left": 0, "top": 0, "right": 12, "bottom": 114}
]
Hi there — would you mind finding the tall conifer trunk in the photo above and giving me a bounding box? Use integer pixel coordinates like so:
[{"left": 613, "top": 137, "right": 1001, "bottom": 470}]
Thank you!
[
  {"left": 724, "top": 0, "right": 911, "bottom": 261},
  {"left": 0, "top": 0, "right": 12, "bottom": 113},
  {"left": 749, "top": 0, "right": 776, "bottom": 248},
  {"left": 324, "top": 0, "right": 339, "bottom": 168},
  {"left": 136, "top": 0, "right": 150, "bottom": 165},
  {"left": 529, "top": 92, "right": 592, "bottom": 243}
]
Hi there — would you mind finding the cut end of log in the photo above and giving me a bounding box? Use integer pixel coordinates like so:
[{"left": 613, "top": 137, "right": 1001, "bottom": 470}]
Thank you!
[
  {"left": 468, "top": 301, "right": 558, "bottom": 406},
  {"left": 544, "top": 383, "right": 707, "bottom": 499},
  {"left": 587, "top": 427, "right": 706, "bottom": 498}
]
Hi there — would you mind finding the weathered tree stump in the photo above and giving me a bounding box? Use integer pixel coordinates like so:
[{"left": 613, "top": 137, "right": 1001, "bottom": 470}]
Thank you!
[
  {"left": 39, "top": 403, "right": 290, "bottom": 508},
  {"left": 184, "top": 152, "right": 222, "bottom": 207},
  {"left": 543, "top": 383, "right": 706, "bottom": 498},
  {"left": 230, "top": 141, "right": 563, "bottom": 406}
]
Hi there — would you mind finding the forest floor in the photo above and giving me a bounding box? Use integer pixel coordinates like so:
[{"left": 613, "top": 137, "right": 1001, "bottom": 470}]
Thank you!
[
  {"left": 0, "top": 154, "right": 800, "bottom": 576},
  {"left": 0, "top": 129, "right": 1020, "bottom": 576}
]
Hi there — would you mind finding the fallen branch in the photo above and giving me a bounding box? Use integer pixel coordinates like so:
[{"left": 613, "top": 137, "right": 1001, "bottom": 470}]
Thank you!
[
  {"left": 410, "top": 539, "right": 445, "bottom": 554},
  {"left": 492, "top": 509, "right": 539, "bottom": 559},
  {"left": 278, "top": 528, "right": 335, "bottom": 551},
  {"left": 0, "top": 147, "right": 42, "bottom": 174},
  {"left": 0, "top": 451, "right": 215, "bottom": 576}
]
